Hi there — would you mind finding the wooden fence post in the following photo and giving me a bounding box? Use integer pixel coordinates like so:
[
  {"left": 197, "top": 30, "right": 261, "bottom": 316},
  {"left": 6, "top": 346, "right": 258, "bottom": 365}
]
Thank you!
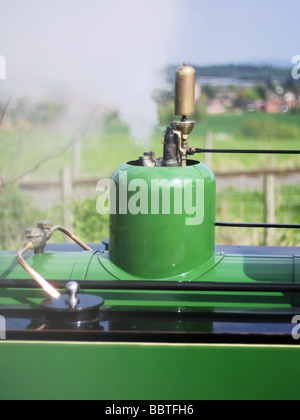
[
  {"left": 204, "top": 132, "right": 213, "bottom": 167},
  {"left": 264, "top": 174, "right": 275, "bottom": 246},
  {"left": 73, "top": 135, "right": 82, "bottom": 179},
  {"left": 61, "top": 166, "right": 73, "bottom": 242}
]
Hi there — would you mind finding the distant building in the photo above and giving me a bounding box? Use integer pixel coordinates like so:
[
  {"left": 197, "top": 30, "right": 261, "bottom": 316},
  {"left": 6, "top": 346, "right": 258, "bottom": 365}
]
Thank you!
[
  {"left": 264, "top": 94, "right": 282, "bottom": 113},
  {"left": 262, "top": 92, "right": 297, "bottom": 113},
  {"left": 206, "top": 99, "right": 225, "bottom": 115}
]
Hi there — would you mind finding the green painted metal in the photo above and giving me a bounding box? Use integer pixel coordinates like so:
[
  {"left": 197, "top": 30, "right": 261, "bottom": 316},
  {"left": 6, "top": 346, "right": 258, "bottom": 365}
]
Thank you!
[
  {"left": 0, "top": 251, "right": 95, "bottom": 309},
  {"left": 91, "top": 252, "right": 296, "bottom": 311},
  {"left": 109, "top": 161, "right": 216, "bottom": 279},
  {"left": 0, "top": 341, "right": 300, "bottom": 400},
  {"left": 97, "top": 249, "right": 224, "bottom": 282},
  {"left": 0, "top": 250, "right": 85, "bottom": 281},
  {"left": 0, "top": 251, "right": 298, "bottom": 312},
  {"left": 0, "top": 210, "right": 299, "bottom": 401}
]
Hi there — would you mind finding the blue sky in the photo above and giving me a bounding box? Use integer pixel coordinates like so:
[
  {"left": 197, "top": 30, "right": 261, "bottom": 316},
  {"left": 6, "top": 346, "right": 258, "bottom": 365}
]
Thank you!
[{"left": 184, "top": 0, "right": 299, "bottom": 65}]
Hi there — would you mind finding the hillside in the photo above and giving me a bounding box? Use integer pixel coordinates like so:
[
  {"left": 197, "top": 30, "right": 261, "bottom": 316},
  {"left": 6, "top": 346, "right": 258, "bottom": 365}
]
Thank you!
[{"left": 166, "top": 64, "right": 291, "bottom": 84}]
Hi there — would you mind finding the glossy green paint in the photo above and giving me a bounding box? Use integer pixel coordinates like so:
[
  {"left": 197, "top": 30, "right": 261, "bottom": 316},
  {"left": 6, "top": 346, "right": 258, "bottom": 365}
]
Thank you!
[
  {"left": 0, "top": 251, "right": 89, "bottom": 281},
  {"left": 0, "top": 251, "right": 96, "bottom": 308},
  {"left": 97, "top": 249, "right": 224, "bottom": 282},
  {"left": 0, "top": 251, "right": 298, "bottom": 312},
  {"left": 94, "top": 252, "right": 299, "bottom": 310},
  {"left": 109, "top": 161, "right": 216, "bottom": 279},
  {"left": 0, "top": 341, "right": 300, "bottom": 400}
]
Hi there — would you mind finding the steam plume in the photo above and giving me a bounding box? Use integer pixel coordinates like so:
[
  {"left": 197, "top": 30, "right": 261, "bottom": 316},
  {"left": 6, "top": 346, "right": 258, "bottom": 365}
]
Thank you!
[{"left": 0, "top": 0, "right": 187, "bottom": 143}]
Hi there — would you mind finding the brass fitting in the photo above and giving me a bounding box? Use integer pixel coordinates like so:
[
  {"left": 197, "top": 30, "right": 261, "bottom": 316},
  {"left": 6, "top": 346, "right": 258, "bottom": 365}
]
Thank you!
[
  {"left": 175, "top": 62, "right": 196, "bottom": 117},
  {"left": 24, "top": 221, "right": 53, "bottom": 254},
  {"left": 17, "top": 221, "right": 92, "bottom": 299}
]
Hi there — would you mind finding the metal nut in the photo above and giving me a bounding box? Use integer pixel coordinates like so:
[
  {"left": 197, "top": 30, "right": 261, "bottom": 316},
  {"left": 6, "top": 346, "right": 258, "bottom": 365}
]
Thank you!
[{"left": 37, "top": 221, "right": 52, "bottom": 230}]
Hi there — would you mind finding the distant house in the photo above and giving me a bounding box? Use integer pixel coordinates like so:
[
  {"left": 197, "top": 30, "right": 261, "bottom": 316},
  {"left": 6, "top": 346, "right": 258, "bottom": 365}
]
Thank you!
[
  {"left": 206, "top": 99, "right": 225, "bottom": 115},
  {"left": 264, "top": 94, "right": 283, "bottom": 113},
  {"left": 202, "top": 86, "right": 298, "bottom": 115},
  {"left": 262, "top": 92, "right": 297, "bottom": 113}
]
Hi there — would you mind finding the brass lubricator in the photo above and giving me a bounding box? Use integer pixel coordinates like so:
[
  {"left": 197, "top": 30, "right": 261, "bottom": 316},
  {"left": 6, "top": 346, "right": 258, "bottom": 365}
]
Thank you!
[
  {"left": 173, "top": 62, "right": 196, "bottom": 167},
  {"left": 175, "top": 62, "right": 196, "bottom": 117},
  {"left": 139, "top": 62, "right": 196, "bottom": 168}
]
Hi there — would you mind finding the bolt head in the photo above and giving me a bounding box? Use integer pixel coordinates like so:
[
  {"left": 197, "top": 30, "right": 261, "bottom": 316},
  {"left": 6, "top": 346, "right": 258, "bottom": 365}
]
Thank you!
[
  {"left": 37, "top": 221, "right": 52, "bottom": 230},
  {"left": 66, "top": 281, "right": 80, "bottom": 297}
]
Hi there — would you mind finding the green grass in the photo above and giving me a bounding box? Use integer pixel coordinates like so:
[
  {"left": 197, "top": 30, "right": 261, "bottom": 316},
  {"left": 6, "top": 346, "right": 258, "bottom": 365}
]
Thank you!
[
  {"left": 1, "top": 112, "right": 300, "bottom": 183},
  {"left": 216, "top": 184, "right": 300, "bottom": 246},
  {"left": 193, "top": 112, "right": 300, "bottom": 136},
  {"left": 190, "top": 113, "right": 300, "bottom": 172}
]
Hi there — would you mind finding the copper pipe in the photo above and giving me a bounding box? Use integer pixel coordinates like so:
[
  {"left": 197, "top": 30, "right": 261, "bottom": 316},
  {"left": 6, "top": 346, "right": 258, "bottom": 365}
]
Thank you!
[
  {"left": 15, "top": 224, "right": 91, "bottom": 299},
  {"left": 17, "top": 243, "right": 61, "bottom": 299},
  {"left": 50, "top": 226, "right": 93, "bottom": 251}
]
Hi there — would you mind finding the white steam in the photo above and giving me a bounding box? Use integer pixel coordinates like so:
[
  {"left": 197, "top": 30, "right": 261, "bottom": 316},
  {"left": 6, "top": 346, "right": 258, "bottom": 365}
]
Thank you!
[{"left": 0, "top": 0, "right": 188, "bottom": 143}]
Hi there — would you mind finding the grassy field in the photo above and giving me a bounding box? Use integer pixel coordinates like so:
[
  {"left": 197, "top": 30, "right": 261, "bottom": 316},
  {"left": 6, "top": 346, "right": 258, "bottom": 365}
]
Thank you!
[
  {"left": 216, "top": 184, "right": 300, "bottom": 247},
  {"left": 0, "top": 112, "right": 300, "bottom": 248},
  {"left": 84, "top": 113, "right": 300, "bottom": 176},
  {"left": 1, "top": 112, "right": 300, "bottom": 182},
  {"left": 194, "top": 112, "right": 300, "bottom": 137}
]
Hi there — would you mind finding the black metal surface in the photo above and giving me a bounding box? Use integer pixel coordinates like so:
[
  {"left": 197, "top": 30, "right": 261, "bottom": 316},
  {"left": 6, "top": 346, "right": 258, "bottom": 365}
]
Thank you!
[
  {"left": 45, "top": 243, "right": 105, "bottom": 252},
  {"left": 41, "top": 293, "right": 104, "bottom": 327},
  {"left": 1, "top": 278, "right": 300, "bottom": 293},
  {"left": 194, "top": 148, "right": 300, "bottom": 155},
  {"left": 44, "top": 242, "right": 300, "bottom": 254},
  {"left": 163, "top": 125, "right": 180, "bottom": 167},
  {"left": 215, "top": 245, "right": 300, "bottom": 255},
  {"left": 216, "top": 221, "right": 300, "bottom": 229},
  {"left": 2, "top": 308, "right": 299, "bottom": 345}
]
